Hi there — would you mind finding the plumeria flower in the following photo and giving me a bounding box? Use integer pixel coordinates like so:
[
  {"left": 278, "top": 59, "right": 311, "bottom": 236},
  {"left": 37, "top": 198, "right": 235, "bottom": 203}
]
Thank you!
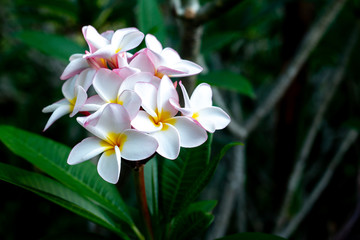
[
  {"left": 129, "top": 34, "right": 202, "bottom": 79},
  {"left": 60, "top": 25, "right": 144, "bottom": 80},
  {"left": 42, "top": 69, "right": 95, "bottom": 131},
  {"left": 172, "top": 82, "right": 231, "bottom": 133},
  {"left": 131, "top": 75, "right": 207, "bottom": 159},
  {"left": 83, "top": 69, "right": 142, "bottom": 120},
  {"left": 68, "top": 104, "right": 158, "bottom": 184}
]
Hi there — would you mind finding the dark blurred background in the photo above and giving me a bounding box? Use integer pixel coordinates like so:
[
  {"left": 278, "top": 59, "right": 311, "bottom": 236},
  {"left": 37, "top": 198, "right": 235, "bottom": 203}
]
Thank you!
[{"left": 1, "top": 0, "right": 360, "bottom": 239}]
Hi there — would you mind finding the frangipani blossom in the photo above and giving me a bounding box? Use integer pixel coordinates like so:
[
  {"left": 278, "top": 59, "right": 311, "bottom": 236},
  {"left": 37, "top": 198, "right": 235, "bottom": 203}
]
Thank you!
[
  {"left": 129, "top": 34, "right": 202, "bottom": 79},
  {"left": 132, "top": 75, "right": 207, "bottom": 159},
  {"left": 68, "top": 104, "right": 158, "bottom": 184},
  {"left": 60, "top": 26, "right": 144, "bottom": 80},
  {"left": 173, "top": 82, "right": 231, "bottom": 133},
  {"left": 42, "top": 69, "right": 95, "bottom": 131},
  {"left": 83, "top": 69, "right": 142, "bottom": 120}
]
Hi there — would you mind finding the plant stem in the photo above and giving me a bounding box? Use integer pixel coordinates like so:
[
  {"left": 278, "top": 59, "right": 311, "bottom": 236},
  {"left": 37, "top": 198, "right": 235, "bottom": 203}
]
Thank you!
[{"left": 134, "top": 165, "right": 154, "bottom": 240}]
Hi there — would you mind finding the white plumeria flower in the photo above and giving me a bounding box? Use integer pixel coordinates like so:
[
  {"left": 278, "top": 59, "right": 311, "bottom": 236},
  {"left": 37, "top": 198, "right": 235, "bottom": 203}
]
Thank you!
[
  {"left": 68, "top": 104, "right": 158, "bottom": 184},
  {"left": 60, "top": 26, "right": 143, "bottom": 80},
  {"left": 129, "top": 34, "right": 203, "bottom": 79},
  {"left": 42, "top": 69, "right": 95, "bottom": 131},
  {"left": 131, "top": 75, "right": 207, "bottom": 159},
  {"left": 172, "top": 82, "right": 231, "bottom": 133},
  {"left": 83, "top": 69, "right": 142, "bottom": 120}
]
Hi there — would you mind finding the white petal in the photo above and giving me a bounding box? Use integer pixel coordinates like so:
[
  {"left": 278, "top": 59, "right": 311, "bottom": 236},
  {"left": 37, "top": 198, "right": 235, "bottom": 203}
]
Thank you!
[
  {"left": 161, "top": 48, "right": 181, "bottom": 65},
  {"left": 42, "top": 99, "right": 69, "bottom": 113},
  {"left": 84, "top": 104, "right": 131, "bottom": 139},
  {"left": 157, "top": 75, "right": 178, "bottom": 118},
  {"left": 190, "top": 83, "right": 212, "bottom": 110},
  {"left": 97, "top": 146, "right": 121, "bottom": 184},
  {"left": 43, "top": 103, "right": 71, "bottom": 131},
  {"left": 93, "top": 69, "right": 123, "bottom": 102},
  {"left": 151, "top": 124, "right": 180, "bottom": 160},
  {"left": 120, "top": 72, "right": 154, "bottom": 92},
  {"left": 60, "top": 55, "right": 89, "bottom": 80},
  {"left": 82, "top": 95, "right": 105, "bottom": 112},
  {"left": 120, "top": 129, "right": 158, "bottom": 160},
  {"left": 83, "top": 25, "right": 110, "bottom": 52},
  {"left": 62, "top": 77, "right": 77, "bottom": 101},
  {"left": 196, "top": 107, "right": 230, "bottom": 133},
  {"left": 70, "top": 86, "right": 88, "bottom": 117},
  {"left": 131, "top": 110, "right": 162, "bottom": 133},
  {"left": 118, "top": 90, "right": 141, "bottom": 120},
  {"left": 87, "top": 45, "right": 116, "bottom": 59},
  {"left": 76, "top": 68, "right": 96, "bottom": 91},
  {"left": 145, "top": 34, "right": 163, "bottom": 53},
  {"left": 134, "top": 82, "right": 158, "bottom": 118},
  {"left": 116, "top": 30, "right": 144, "bottom": 52},
  {"left": 179, "top": 81, "right": 192, "bottom": 109},
  {"left": 169, "top": 60, "right": 203, "bottom": 77},
  {"left": 171, "top": 116, "right": 207, "bottom": 147},
  {"left": 67, "top": 137, "right": 107, "bottom": 165}
]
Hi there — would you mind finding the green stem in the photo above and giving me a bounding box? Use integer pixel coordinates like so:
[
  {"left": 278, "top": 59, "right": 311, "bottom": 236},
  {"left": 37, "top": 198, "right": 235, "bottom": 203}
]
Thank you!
[{"left": 134, "top": 165, "right": 154, "bottom": 240}]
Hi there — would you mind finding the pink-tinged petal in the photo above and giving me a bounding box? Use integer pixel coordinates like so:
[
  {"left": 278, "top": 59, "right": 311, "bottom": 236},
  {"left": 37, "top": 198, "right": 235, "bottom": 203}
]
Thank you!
[
  {"left": 60, "top": 57, "right": 89, "bottom": 80},
  {"left": 171, "top": 116, "right": 207, "bottom": 147},
  {"left": 120, "top": 72, "right": 154, "bottom": 92},
  {"left": 82, "top": 95, "right": 106, "bottom": 112},
  {"left": 113, "top": 66, "right": 140, "bottom": 80},
  {"left": 84, "top": 104, "right": 131, "bottom": 139},
  {"left": 190, "top": 83, "right": 212, "bottom": 110},
  {"left": 157, "top": 75, "right": 178, "bottom": 118},
  {"left": 161, "top": 48, "right": 181, "bottom": 64},
  {"left": 169, "top": 60, "right": 203, "bottom": 77},
  {"left": 157, "top": 66, "right": 186, "bottom": 77},
  {"left": 118, "top": 90, "right": 141, "bottom": 120},
  {"left": 129, "top": 51, "right": 156, "bottom": 74},
  {"left": 179, "top": 81, "right": 192, "bottom": 109},
  {"left": 134, "top": 82, "right": 158, "bottom": 118},
  {"left": 145, "top": 49, "right": 162, "bottom": 68},
  {"left": 131, "top": 110, "right": 162, "bottom": 133},
  {"left": 111, "top": 28, "right": 138, "bottom": 46},
  {"left": 97, "top": 146, "right": 121, "bottom": 184},
  {"left": 67, "top": 137, "right": 107, "bottom": 165},
  {"left": 145, "top": 34, "right": 163, "bottom": 54},
  {"left": 76, "top": 68, "right": 96, "bottom": 91},
  {"left": 70, "top": 86, "right": 87, "bottom": 117},
  {"left": 93, "top": 69, "right": 123, "bottom": 102},
  {"left": 115, "top": 30, "right": 144, "bottom": 52},
  {"left": 151, "top": 123, "right": 180, "bottom": 160},
  {"left": 82, "top": 25, "right": 109, "bottom": 52},
  {"left": 86, "top": 45, "right": 116, "bottom": 59},
  {"left": 196, "top": 106, "right": 230, "bottom": 133},
  {"left": 43, "top": 104, "right": 71, "bottom": 131},
  {"left": 120, "top": 129, "right": 158, "bottom": 160}
]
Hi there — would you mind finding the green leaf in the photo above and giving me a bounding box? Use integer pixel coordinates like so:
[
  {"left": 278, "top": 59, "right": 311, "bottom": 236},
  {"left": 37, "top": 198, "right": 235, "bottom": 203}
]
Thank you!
[
  {"left": 0, "top": 125, "right": 135, "bottom": 229},
  {"left": 0, "top": 162, "right": 129, "bottom": 239},
  {"left": 216, "top": 232, "right": 287, "bottom": 240},
  {"left": 197, "top": 71, "right": 255, "bottom": 98},
  {"left": 158, "top": 134, "right": 213, "bottom": 221},
  {"left": 15, "top": 31, "right": 85, "bottom": 61},
  {"left": 144, "top": 156, "right": 159, "bottom": 217},
  {"left": 169, "top": 211, "right": 214, "bottom": 240},
  {"left": 137, "top": 0, "right": 166, "bottom": 43},
  {"left": 183, "top": 200, "right": 217, "bottom": 214}
]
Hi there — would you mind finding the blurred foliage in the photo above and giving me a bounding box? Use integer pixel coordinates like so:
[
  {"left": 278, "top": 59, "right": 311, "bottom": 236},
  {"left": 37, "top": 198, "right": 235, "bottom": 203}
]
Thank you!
[{"left": 1, "top": 0, "right": 360, "bottom": 239}]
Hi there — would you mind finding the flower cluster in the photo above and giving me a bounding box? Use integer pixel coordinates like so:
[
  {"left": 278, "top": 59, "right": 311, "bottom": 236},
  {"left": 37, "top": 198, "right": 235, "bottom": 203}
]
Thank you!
[{"left": 43, "top": 25, "right": 230, "bottom": 184}]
